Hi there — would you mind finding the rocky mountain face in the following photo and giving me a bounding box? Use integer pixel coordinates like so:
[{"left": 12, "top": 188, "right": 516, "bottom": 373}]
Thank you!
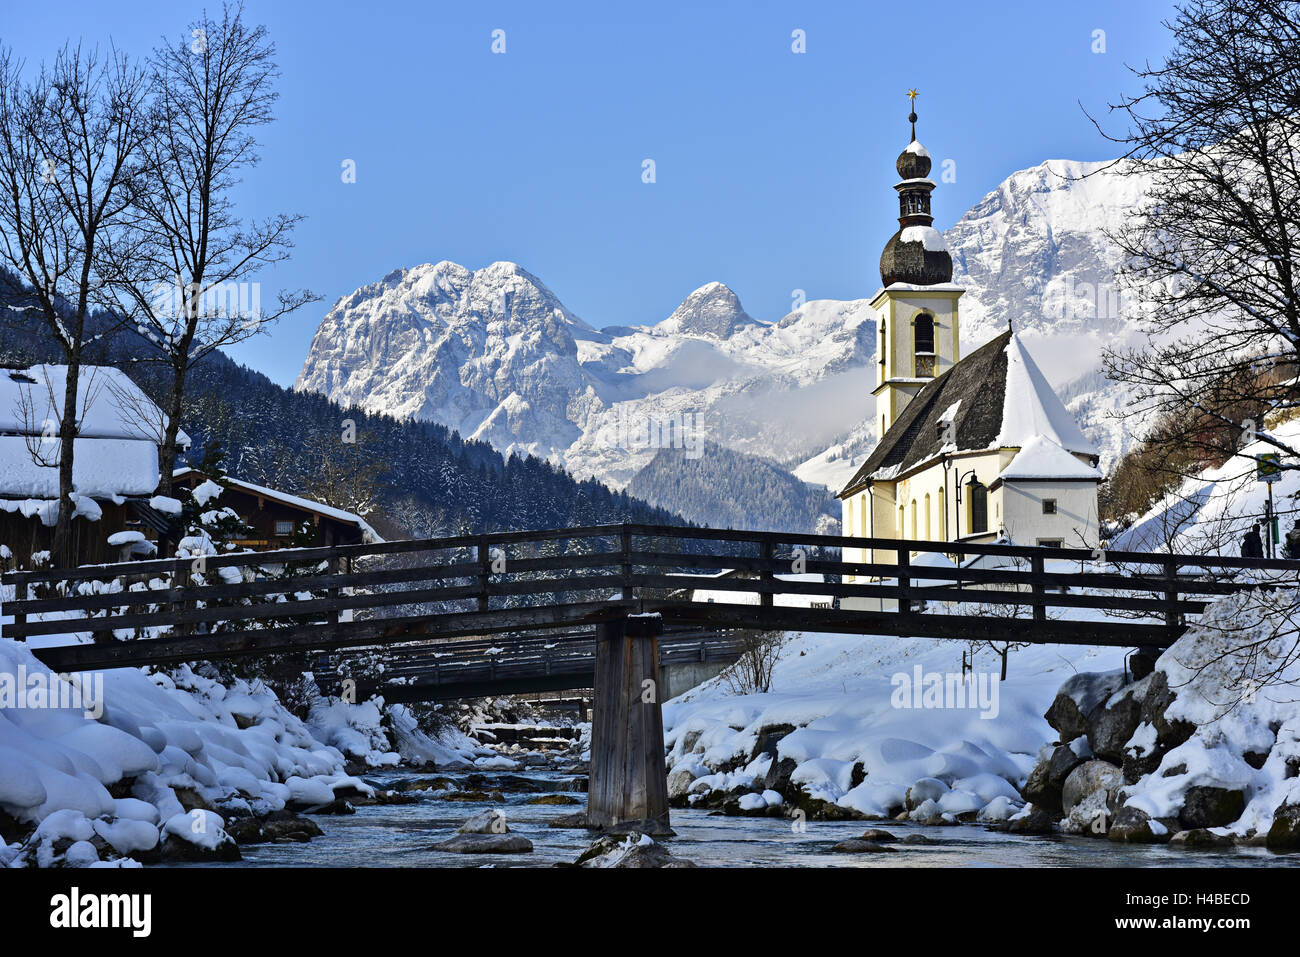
[
  {"left": 297, "top": 262, "right": 879, "bottom": 521},
  {"left": 296, "top": 155, "right": 1156, "bottom": 525}
]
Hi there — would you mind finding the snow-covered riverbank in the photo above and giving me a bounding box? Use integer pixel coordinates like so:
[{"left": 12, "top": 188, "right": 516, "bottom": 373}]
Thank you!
[
  {"left": 662, "top": 629, "right": 1126, "bottom": 822},
  {"left": 0, "top": 635, "right": 485, "bottom": 867}
]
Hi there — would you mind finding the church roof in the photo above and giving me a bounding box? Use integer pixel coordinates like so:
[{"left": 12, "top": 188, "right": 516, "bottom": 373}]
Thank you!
[
  {"left": 994, "top": 434, "right": 1103, "bottom": 483},
  {"left": 838, "top": 330, "right": 1098, "bottom": 497}
]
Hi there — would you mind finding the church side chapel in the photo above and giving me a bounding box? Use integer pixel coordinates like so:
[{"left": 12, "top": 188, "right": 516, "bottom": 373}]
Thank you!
[{"left": 837, "top": 96, "right": 1103, "bottom": 577}]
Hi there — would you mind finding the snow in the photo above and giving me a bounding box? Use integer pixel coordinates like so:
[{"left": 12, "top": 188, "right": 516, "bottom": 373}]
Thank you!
[
  {"left": 994, "top": 334, "right": 1099, "bottom": 457},
  {"left": 899, "top": 225, "right": 948, "bottom": 253},
  {"left": 904, "top": 140, "right": 931, "bottom": 159},
  {"left": 0, "top": 634, "right": 473, "bottom": 867},
  {"left": 0, "top": 365, "right": 189, "bottom": 447},
  {"left": 0, "top": 435, "right": 160, "bottom": 499},
  {"left": 664, "top": 628, "right": 1126, "bottom": 819},
  {"left": 107, "top": 531, "right": 146, "bottom": 546},
  {"left": 999, "top": 435, "right": 1102, "bottom": 482},
  {"left": 173, "top": 468, "right": 383, "bottom": 543},
  {"left": 1112, "top": 414, "right": 1300, "bottom": 556}
]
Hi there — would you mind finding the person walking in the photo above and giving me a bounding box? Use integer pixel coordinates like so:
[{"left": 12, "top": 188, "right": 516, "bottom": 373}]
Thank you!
[
  {"left": 1286, "top": 519, "right": 1300, "bottom": 561},
  {"left": 1241, "top": 522, "right": 1264, "bottom": 559}
]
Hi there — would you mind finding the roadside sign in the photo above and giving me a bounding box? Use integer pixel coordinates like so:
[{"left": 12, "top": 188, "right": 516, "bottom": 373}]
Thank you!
[{"left": 1258, "top": 453, "right": 1282, "bottom": 483}]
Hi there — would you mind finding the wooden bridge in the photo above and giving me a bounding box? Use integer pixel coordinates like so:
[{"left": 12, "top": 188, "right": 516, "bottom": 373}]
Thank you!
[
  {"left": 3, "top": 522, "right": 1295, "bottom": 834},
  {"left": 310, "top": 627, "right": 749, "bottom": 702}
]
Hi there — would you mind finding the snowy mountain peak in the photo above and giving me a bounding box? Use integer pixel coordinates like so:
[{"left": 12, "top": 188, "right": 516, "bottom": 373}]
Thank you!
[{"left": 658, "top": 281, "right": 760, "bottom": 338}]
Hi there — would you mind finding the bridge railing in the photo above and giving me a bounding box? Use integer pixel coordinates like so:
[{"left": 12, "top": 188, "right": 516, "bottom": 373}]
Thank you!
[{"left": 5, "top": 522, "right": 1298, "bottom": 669}]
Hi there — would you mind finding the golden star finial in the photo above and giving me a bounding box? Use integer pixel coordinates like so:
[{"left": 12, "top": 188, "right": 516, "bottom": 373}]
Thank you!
[{"left": 906, "top": 89, "right": 919, "bottom": 102}]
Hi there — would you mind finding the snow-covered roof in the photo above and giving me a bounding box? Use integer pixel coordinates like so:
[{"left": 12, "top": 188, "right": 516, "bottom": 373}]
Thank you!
[
  {"left": 899, "top": 225, "right": 948, "bottom": 253},
  {"left": 173, "top": 468, "right": 384, "bottom": 543},
  {"left": 0, "top": 435, "right": 161, "bottom": 499},
  {"left": 994, "top": 335, "right": 1098, "bottom": 456},
  {"left": 904, "top": 140, "right": 931, "bottom": 159},
  {"left": 840, "top": 330, "right": 1099, "bottom": 496},
  {"left": 0, "top": 365, "right": 190, "bottom": 448},
  {"left": 996, "top": 435, "right": 1103, "bottom": 483}
]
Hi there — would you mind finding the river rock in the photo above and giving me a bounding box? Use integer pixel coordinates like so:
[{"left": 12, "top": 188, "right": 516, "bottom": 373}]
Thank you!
[
  {"left": 1045, "top": 670, "right": 1126, "bottom": 742},
  {"left": 764, "top": 757, "right": 798, "bottom": 795},
  {"left": 1022, "top": 743, "right": 1088, "bottom": 813},
  {"left": 747, "top": 723, "right": 796, "bottom": 764},
  {"left": 1121, "top": 722, "right": 1164, "bottom": 784},
  {"left": 1003, "top": 804, "right": 1055, "bottom": 835},
  {"left": 458, "top": 809, "right": 510, "bottom": 834},
  {"left": 1061, "top": 760, "right": 1123, "bottom": 815},
  {"left": 831, "top": 839, "right": 896, "bottom": 853},
  {"left": 667, "top": 767, "right": 696, "bottom": 804},
  {"left": 1107, "top": 805, "right": 1176, "bottom": 843},
  {"left": 575, "top": 832, "right": 694, "bottom": 868},
  {"left": 1180, "top": 786, "right": 1246, "bottom": 830},
  {"left": 1141, "top": 670, "right": 1195, "bottom": 749},
  {"left": 433, "top": 833, "right": 534, "bottom": 854},
  {"left": 548, "top": 812, "right": 591, "bottom": 829},
  {"left": 525, "top": 794, "right": 580, "bottom": 806},
  {"left": 1087, "top": 678, "right": 1149, "bottom": 764},
  {"left": 261, "top": 811, "right": 324, "bottom": 843},
  {"left": 1062, "top": 789, "right": 1114, "bottom": 837},
  {"left": 1170, "top": 828, "right": 1236, "bottom": 849},
  {"left": 1266, "top": 801, "right": 1300, "bottom": 849},
  {"left": 857, "top": 828, "right": 898, "bottom": 843}
]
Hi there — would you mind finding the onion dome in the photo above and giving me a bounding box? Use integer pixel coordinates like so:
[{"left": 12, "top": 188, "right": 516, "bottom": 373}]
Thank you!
[{"left": 879, "top": 98, "right": 953, "bottom": 287}]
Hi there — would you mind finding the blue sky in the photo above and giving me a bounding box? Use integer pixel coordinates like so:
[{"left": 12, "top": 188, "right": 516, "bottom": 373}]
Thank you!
[{"left": 2, "top": 0, "right": 1179, "bottom": 386}]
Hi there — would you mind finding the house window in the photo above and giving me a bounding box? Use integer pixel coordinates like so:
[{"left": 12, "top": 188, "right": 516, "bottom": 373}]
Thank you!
[
  {"left": 274, "top": 520, "right": 294, "bottom": 537},
  {"left": 969, "top": 482, "right": 988, "bottom": 535},
  {"left": 1042, "top": 499, "right": 1057, "bottom": 515},
  {"left": 1037, "top": 538, "right": 1064, "bottom": 548}
]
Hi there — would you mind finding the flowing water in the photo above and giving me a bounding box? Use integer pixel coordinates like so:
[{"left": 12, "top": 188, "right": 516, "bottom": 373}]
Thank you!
[{"left": 190, "top": 768, "right": 1300, "bottom": 868}]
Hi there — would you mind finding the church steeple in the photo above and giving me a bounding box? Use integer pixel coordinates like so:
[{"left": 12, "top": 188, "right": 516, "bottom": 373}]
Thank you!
[
  {"left": 871, "top": 91, "right": 962, "bottom": 437},
  {"left": 879, "top": 94, "right": 953, "bottom": 287}
]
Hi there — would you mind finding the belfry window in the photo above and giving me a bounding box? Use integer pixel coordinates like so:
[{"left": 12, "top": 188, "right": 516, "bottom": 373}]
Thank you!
[{"left": 914, "top": 313, "right": 935, "bottom": 376}]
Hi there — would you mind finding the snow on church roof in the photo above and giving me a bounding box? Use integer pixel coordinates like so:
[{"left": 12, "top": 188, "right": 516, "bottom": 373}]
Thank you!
[
  {"left": 995, "top": 335, "right": 1097, "bottom": 456},
  {"left": 839, "top": 330, "right": 1098, "bottom": 497},
  {"left": 996, "top": 434, "right": 1102, "bottom": 483}
]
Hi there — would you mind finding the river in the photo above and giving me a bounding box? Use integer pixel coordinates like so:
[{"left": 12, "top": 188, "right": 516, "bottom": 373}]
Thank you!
[{"left": 185, "top": 768, "right": 1300, "bottom": 868}]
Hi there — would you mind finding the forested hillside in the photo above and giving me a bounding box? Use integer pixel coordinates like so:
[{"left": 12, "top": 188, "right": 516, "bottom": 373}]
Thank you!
[{"left": 0, "top": 271, "right": 688, "bottom": 539}]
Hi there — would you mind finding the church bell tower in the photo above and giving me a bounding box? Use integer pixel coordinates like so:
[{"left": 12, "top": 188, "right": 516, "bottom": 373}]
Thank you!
[{"left": 872, "top": 92, "right": 963, "bottom": 436}]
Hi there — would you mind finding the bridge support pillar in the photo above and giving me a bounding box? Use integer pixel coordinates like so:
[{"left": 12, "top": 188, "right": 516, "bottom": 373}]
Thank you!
[{"left": 586, "top": 614, "right": 672, "bottom": 836}]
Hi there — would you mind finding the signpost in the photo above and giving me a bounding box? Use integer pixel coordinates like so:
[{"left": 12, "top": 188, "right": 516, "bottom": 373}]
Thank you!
[{"left": 1258, "top": 453, "right": 1282, "bottom": 559}]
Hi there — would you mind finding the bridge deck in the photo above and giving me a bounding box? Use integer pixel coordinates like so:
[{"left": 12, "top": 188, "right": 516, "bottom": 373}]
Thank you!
[{"left": 3, "top": 523, "right": 1294, "bottom": 683}]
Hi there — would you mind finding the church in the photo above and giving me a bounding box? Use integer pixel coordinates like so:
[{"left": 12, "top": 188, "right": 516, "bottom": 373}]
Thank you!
[{"left": 837, "top": 101, "right": 1103, "bottom": 570}]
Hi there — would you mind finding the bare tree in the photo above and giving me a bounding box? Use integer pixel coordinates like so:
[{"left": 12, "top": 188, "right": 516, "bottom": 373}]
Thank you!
[
  {"left": 0, "top": 45, "right": 149, "bottom": 565},
  {"left": 97, "top": 2, "right": 317, "bottom": 498},
  {"left": 1088, "top": 0, "right": 1300, "bottom": 480},
  {"left": 721, "top": 629, "right": 785, "bottom": 695}
]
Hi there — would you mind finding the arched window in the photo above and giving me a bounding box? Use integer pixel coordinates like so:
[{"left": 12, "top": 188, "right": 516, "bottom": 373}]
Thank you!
[
  {"left": 924, "top": 493, "right": 931, "bottom": 539},
  {"left": 914, "top": 313, "right": 935, "bottom": 377},
  {"left": 914, "top": 313, "right": 935, "bottom": 354},
  {"left": 859, "top": 494, "right": 868, "bottom": 536},
  {"left": 968, "top": 481, "right": 988, "bottom": 535},
  {"left": 911, "top": 499, "right": 917, "bottom": 539},
  {"left": 847, "top": 498, "right": 854, "bottom": 538},
  {"left": 898, "top": 505, "right": 906, "bottom": 539}
]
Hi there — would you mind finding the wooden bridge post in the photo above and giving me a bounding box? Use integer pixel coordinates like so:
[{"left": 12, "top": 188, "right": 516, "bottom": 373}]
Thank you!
[
  {"left": 620, "top": 523, "right": 633, "bottom": 601},
  {"left": 896, "top": 546, "right": 912, "bottom": 618},
  {"left": 477, "top": 537, "right": 491, "bottom": 613},
  {"left": 1163, "top": 556, "right": 1180, "bottom": 638},
  {"left": 1030, "top": 552, "right": 1046, "bottom": 624},
  {"left": 586, "top": 614, "right": 672, "bottom": 835},
  {"left": 760, "top": 539, "right": 774, "bottom": 609}
]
